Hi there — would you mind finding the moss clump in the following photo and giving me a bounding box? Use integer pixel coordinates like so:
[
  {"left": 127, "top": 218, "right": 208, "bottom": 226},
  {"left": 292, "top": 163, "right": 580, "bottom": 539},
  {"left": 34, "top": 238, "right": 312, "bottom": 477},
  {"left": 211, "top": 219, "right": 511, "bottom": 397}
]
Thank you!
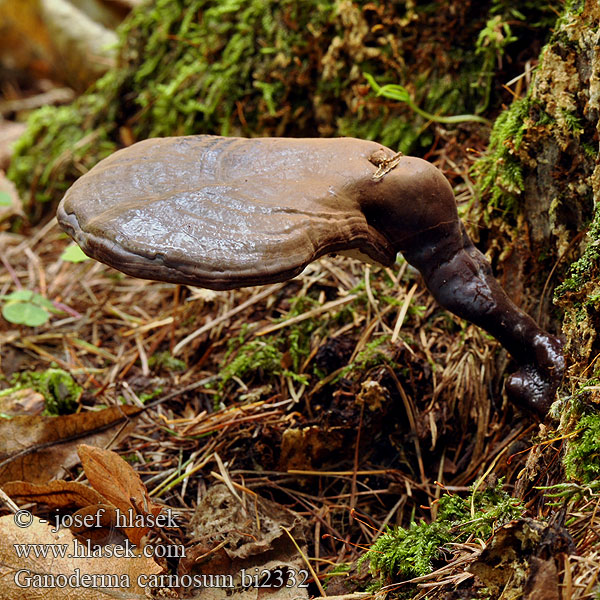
[
  {"left": 219, "top": 298, "right": 322, "bottom": 391},
  {"left": 220, "top": 338, "right": 288, "bottom": 389},
  {"left": 8, "top": 100, "right": 118, "bottom": 221},
  {"left": 563, "top": 412, "right": 600, "bottom": 484},
  {"left": 339, "top": 335, "right": 396, "bottom": 380},
  {"left": 361, "top": 481, "right": 523, "bottom": 580},
  {"left": 473, "top": 0, "right": 594, "bottom": 228},
  {"left": 553, "top": 196, "right": 600, "bottom": 366},
  {"left": 474, "top": 93, "right": 557, "bottom": 214},
  {"left": 555, "top": 208, "right": 600, "bottom": 298},
  {"left": 9, "top": 0, "right": 559, "bottom": 218},
  {"left": 363, "top": 520, "right": 449, "bottom": 580},
  {"left": 3, "top": 368, "right": 82, "bottom": 415},
  {"left": 148, "top": 351, "right": 186, "bottom": 372}
]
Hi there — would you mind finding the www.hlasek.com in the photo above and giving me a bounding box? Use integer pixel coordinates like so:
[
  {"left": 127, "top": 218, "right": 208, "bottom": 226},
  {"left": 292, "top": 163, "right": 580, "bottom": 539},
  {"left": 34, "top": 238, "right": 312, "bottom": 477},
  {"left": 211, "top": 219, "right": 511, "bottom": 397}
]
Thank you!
[{"left": 13, "top": 536, "right": 185, "bottom": 560}]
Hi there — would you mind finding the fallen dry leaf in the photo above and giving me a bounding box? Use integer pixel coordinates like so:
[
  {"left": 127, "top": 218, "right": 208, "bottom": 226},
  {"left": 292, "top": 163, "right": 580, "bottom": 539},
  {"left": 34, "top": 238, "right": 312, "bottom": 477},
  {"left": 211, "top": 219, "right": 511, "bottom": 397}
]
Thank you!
[
  {"left": 180, "top": 484, "right": 309, "bottom": 600},
  {"left": 0, "top": 173, "right": 24, "bottom": 223},
  {"left": 0, "top": 405, "right": 141, "bottom": 484},
  {"left": 0, "top": 513, "right": 161, "bottom": 599},
  {"left": 0, "top": 388, "right": 45, "bottom": 416},
  {"left": 1, "top": 480, "right": 104, "bottom": 510},
  {"left": 468, "top": 518, "right": 572, "bottom": 600},
  {"left": 78, "top": 444, "right": 167, "bottom": 546}
]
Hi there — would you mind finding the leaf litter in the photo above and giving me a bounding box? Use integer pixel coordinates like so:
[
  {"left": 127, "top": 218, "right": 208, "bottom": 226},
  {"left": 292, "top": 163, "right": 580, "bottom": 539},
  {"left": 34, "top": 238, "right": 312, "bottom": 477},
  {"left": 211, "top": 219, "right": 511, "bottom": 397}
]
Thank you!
[{"left": 0, "top": 132, "right": 598, "bottom": 599}]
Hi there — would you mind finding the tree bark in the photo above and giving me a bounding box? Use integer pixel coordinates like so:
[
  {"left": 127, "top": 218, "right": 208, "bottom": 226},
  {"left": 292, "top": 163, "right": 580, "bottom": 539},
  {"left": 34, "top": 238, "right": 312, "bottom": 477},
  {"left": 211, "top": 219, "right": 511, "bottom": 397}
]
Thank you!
[{"left": 480, "top": 0, "right": 600, "bottom": 376}]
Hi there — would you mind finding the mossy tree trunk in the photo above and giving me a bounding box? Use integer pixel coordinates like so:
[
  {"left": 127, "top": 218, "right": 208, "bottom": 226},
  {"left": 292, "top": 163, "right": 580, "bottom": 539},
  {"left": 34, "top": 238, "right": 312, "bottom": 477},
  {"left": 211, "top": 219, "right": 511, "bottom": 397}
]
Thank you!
[{"left": 478, "top": 0, "right": 600, "bottom": 406}]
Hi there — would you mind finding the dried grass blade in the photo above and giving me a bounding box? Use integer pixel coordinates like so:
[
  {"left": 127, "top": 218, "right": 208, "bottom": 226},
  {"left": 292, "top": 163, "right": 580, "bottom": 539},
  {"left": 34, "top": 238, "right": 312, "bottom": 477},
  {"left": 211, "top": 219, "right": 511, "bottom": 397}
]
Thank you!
[
  {"left": 173, "top": 282, "right": 285, "bottom": 354},
  {"left": 392, "top": 282, "right": 418, "bottom": 343},
  {"left": 255, "top": 294, "right": 358, "bottom": 337}
]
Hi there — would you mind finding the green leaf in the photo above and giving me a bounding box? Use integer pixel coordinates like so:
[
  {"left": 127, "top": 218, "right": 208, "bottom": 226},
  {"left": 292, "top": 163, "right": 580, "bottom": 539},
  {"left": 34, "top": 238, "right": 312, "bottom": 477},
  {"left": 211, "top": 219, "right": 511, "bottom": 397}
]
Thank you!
[
  {"left": 2, "top": 290, "right": 59, "bottom": 310},
  {"left": 2, "top": 302, "right": 50, "bottom": 326},
  {"left": 32, "top": 294, "right": 59, "bottom": 312},
  {"left": 61, "top": 244, "right": 89, "bottom": 263},
  {"left": 0, "top": 190, "right": 12, "bottom": 206},
  {"left": 2, "top": 290, "right": 35, "bottom": 302},
  {"left": 377, "top": 84, "right": 412, "bottom": 103},
  {"left": 363, "top": 72, "right": 490, "bottom": 125}
]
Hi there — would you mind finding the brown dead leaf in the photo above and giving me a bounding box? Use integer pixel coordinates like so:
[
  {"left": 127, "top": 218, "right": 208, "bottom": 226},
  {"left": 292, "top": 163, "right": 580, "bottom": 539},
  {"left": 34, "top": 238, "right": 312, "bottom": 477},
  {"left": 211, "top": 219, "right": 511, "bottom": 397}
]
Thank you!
[
  {"left": 0, "top": 513, "right": 161, "bottom": 599},
  {"left": 78, "top": 444, "right": 148, "bottom": 512},
  {"left": 0, "top": 124, "right": 27, "bottom": 170},
  {"left": 180, "top": 484, "right": 309, "bottom": 600},
  {"left": 1, "top": 480, "right": 104, "bottom": 510},
  {"left": 0, "top": 404, "right": 141, "bottom": 484},
  {"left": 78, "top": 444, "right": 166, "bottom": 546},
  {"left": 0, "top": 387, "right": 45, "bottom": 416},
  {"left": 0, "top": 173, "right": 24, "bottom": 222},
  {"left": 468, "top": 518, "right": 568, "bottom": 600}
]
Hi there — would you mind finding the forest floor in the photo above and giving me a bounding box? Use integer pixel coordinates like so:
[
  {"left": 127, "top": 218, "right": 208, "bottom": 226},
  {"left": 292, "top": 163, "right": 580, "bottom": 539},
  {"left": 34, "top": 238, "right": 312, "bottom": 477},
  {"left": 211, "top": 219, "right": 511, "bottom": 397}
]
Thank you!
[
  {"left": 1, "top": 119, "right": 599, "bottom": 599},
  {"left": 1, "top": 6, "right": 600, "bottom": 593}
]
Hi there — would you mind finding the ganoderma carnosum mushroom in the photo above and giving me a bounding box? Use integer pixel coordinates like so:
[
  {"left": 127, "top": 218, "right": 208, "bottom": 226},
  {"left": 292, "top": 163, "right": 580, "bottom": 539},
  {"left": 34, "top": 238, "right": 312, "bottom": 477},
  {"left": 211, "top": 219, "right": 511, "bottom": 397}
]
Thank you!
[{"left": 57, "top": 135, "right": 564, "bottom": 416}]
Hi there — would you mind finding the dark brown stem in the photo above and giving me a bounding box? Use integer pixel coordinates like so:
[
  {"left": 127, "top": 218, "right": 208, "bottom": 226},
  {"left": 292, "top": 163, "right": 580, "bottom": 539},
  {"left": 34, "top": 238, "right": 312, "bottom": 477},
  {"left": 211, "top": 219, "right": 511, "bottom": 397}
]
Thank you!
[{"left": 402, "top": 222, "right": 564, "bottom": 415}]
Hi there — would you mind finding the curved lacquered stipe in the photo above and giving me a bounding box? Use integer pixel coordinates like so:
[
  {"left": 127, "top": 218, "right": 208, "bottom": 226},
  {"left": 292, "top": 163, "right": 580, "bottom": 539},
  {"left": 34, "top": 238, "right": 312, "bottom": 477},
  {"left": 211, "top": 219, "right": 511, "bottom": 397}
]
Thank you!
[{"left": 57, "top": 135, "right": 564, "bottom": 415}]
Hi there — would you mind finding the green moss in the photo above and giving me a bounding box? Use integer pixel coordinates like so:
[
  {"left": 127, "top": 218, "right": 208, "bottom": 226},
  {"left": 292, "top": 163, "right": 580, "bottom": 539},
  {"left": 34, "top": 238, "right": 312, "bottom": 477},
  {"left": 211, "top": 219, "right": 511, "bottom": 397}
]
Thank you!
[
  {"left": 555, "top": 208, "right": 600, "bottom": 297},
  {"left": 347, "top": 336, "right": 395, "bottom": 375},
  {"left": 148, "top": 351, "right": 186, "bottom": 371},
  {"left": 558, "top": 0, "right": 585, "bottom": 23},
  {"left": 363, "top": 520, "right": 450, "bottom": 579},
  {"left": 474, "top": 80, "right": 565, "bottom": 214},
  {"left": 561, "top": 108, "right": 584, "bottom": 133},
  {"left": 581, "top": 141, "right": 597, "bottom": 158},
  {"left": 219, "top": 303, "right": 319, "bottom": 391},
  {"left": 8, "top": 0, "right": 560, "bottom": 217},
  {"left": 278, "top": 296, "right": 320, "bottom": 371},
  {"left": 8, "top": 100, "right": 118, "bottom": 218},
  {"left": 564, "top": 412, "right": 600, "bottom": 483},
  {"left": 473, "top": 0, "right": 595, "bottom": 224},
  {"left": 474, "top": 14, "right": 517, "bottom": 114},
  {"left": 361, "top": 481, "right": 524, "bottom": 580},
  {"left": 220, "top": 338, "right": 286, "bottom": 387},
  {"left": 474, "top": 95, "right": 539, "bottom": 212},
  {"left": 2, "top": 368, "right": 82, "bottom": 415},
  {"left": 472, "top": 1, "right": 561, "bottom": 112}
]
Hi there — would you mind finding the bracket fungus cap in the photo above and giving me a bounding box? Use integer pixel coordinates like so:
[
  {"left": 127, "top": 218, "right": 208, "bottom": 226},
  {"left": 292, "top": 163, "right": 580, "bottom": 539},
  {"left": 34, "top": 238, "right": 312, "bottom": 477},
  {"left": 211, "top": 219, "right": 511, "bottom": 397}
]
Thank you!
[
  {"left": 57, "top": 136, "right": 450, "bottom": 290},
  {"left": 57, "top": 134, "right": 564, "bottom": 416}
]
